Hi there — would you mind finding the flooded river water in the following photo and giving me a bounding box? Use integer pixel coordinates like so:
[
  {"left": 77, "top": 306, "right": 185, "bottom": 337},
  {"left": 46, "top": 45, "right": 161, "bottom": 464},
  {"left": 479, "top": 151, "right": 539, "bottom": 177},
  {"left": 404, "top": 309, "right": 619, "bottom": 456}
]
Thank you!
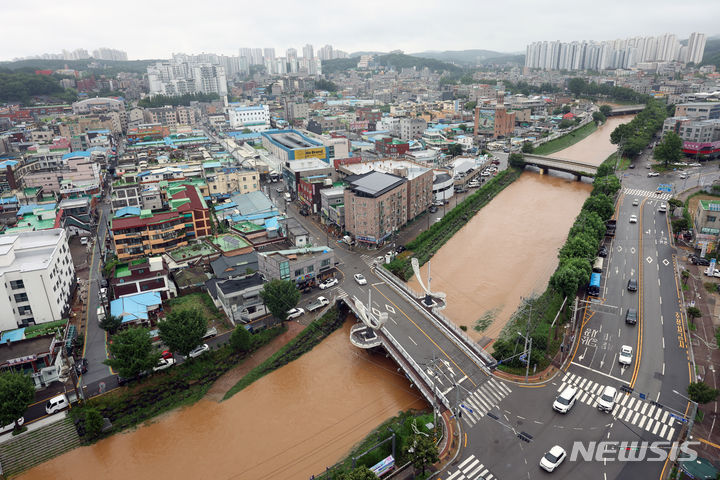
[
  {"left": 407, "top": 116, "right": 633, "bottom": 342},
  {"left": 19, "top": 322, "right": 425, "bottom": 480}
]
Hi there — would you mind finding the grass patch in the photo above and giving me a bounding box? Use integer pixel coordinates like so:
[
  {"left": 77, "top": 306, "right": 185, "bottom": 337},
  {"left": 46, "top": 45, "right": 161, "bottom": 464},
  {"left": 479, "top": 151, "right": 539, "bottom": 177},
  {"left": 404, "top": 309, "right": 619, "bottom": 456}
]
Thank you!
[
  {"left": 704, "top": 282, "right": 717, "bottom": 293},
  {"left": 533, "top": 122, "right": 598, "bottom": 156},
  {"left": 24, "top": 319, "right": 67, "bottom": 339},
  {"left": 475, "top": 308, "right": 499, "bottom": 332},
  {"left": 682, "top": 283, "right": 689, "bottom": 291},
  {"left": 315, "top": 410, "right": 436, "bottom": 479},
  {"left": 689, "top": 321, "right": 697, "bottom": 332},
  {"left": 69, "top": 325, "right": 285, "bottom": 443},
  {"left": 167, "top": 292, "right": 228, "bottom": 328},
  {"left": 224, "top": 307, "right": 344, "bottom": 400},
  {"left": 696, "top": 409, "right": 705, "bottom": 423}
]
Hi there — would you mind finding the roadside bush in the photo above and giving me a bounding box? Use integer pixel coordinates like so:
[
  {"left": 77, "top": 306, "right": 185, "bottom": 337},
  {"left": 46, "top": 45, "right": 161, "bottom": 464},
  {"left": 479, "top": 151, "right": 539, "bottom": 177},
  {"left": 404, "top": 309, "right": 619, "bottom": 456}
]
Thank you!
[
  {"left": 83, "top": 407, "right": 104, "bottom": 439},
  {"left": 229, "top": 326, "right": 252, "bottom": 352}
]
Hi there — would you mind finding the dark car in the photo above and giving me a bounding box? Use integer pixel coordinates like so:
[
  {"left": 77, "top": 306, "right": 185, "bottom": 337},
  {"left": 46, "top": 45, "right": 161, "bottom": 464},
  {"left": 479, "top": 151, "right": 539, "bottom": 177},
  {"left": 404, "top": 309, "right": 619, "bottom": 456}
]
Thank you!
[
  {"left": 627, "top": 278, "right": 638, "bottom": 292},
  {"left": 299, "top": 208, "right": 309, "bottom": 216},
  {"left": 625, "top": 308, "right": 638, "bottom": 325},
  {"left": 429, "top": 205, "right": 438, "bottom": 213},
  {"left": 598, "top": 245, "right": 608, "bottom": 257},
  {"left": 396, "top": 245, "right": 406, "bottom": 253},
  {"left": 697, "top": 258, "right": 711, "bottom": 266},
  {"left": 74, "top": 358, "right": 88, "bottom": 375}
]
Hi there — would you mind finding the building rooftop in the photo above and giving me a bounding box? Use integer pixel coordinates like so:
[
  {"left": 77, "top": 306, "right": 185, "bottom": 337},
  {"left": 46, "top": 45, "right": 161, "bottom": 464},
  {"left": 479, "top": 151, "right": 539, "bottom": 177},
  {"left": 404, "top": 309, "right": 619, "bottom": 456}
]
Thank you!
[
  {"left": 110, "top": 291, "right": 162, "bottom": 323},
  {"left": 345, "top": 171, "right": 406, "bottom": 198},
  {"left": 215, "top": 272, "right": 265, "bottom": 295},
  {"left": 0, "top": 229, "right": 65, "bottom": 275},
  {"left": 341, "top": 159, "right": 429, "bottom": 180}
]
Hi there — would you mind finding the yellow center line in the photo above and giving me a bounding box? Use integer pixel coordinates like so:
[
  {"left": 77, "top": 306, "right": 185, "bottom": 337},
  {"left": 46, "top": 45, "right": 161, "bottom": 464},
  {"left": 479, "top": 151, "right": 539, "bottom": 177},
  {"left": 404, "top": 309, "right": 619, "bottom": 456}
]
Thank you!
[
  {"left": 630, "top": 199, "right": 646, "bottom": 388},
  {"left": 698, "top": 437, "right": 720, "bottom": 450},
  {"left": 464, "top": 432, "right": 468, "bottom": 448},
  {"left": 371, "top": 285, "right": 478, "bottom": 388}
]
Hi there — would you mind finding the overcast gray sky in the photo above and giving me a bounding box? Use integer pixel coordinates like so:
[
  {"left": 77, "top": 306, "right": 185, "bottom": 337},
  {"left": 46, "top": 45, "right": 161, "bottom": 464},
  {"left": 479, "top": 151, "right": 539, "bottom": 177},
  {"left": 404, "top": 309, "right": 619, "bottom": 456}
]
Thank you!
[{"left": 3, "top": 0, "right": 719, "bottom": 60}]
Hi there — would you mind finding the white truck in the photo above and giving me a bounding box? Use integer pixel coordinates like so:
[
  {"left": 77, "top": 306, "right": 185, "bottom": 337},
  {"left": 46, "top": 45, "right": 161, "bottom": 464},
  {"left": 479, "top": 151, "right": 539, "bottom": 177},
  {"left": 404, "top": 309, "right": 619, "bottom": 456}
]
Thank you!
[{"left": 307, "top": 296, "right": 330, "bottom": 312}]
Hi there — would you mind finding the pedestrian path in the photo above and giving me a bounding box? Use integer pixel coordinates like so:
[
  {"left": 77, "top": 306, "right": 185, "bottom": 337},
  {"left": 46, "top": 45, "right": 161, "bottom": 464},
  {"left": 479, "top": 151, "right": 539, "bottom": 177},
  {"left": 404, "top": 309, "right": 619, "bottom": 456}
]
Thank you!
[
  {"left": 445, "top": 454, "right": 498, "bottom": 480},
  {"left": 623, "top": 187, "right": 672, "bottom": 200},
  {"left": 558, "top": 372, "right": 678, "bottom": 441},
  {"left": 457, "top": 378, "right": 512, "bottom": 428}
]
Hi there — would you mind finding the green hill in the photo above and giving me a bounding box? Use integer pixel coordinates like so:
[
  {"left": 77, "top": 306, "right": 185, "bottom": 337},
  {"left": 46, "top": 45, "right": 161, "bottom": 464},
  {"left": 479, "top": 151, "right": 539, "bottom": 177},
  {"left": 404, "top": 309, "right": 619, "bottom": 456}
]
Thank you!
[
  {"left": 323, "top": 53, "right": 462, "bottom": 75},
  {"left": 0, "top": 58, "right": 161, "bottom": 75},
  {"left": 701, "top": 37, "right": 720, "bottom": 68}
]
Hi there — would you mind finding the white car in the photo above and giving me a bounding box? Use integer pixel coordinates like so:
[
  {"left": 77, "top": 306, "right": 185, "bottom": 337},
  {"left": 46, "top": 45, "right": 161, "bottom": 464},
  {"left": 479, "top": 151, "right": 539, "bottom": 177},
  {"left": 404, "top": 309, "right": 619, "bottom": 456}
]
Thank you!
[
  {"left": 539, "top": 445, "right": 567, "bottom": 472},
  {"left": 319, "top": 278, "right": 339, "bottom": 290},
  {"left": 629, "top": 215, "right": 638, "bottom": 223},
  {"left": 632, "top": 198, "right": 639, "bottom": 206},
  {"left": 188, "top": 344, "right": 210, "bottom": 358},
  {"left": 648, "top": 171, "right": 660, "bottom": 177},
  {"left": 0, "top": 417, "right": 24, "bottom": 435},
  {"left": 658, "top": 203, "right": 667, "bottom": 213},
  {"left": 552, "top": 385, "right": 578, "bottom": 414},
  {"left": 689, "top": 163, "right": 702, "bottom": 167},
  {"left": 619, "top": 345, "right": 633, "bottom": 365},
  {"left": 153, "top": 357, "right": 175, "bottom": 372},
  {"left": 354, "top": 274, "right": 367, "bottom": 285},
  {"left": 679, "top": 173, "right": 688, "bottom": 179},
  {"left": 597, "top": 385, "right": 617, "bottom": 413},
  {"left": 45, "top": 394, "right": 69, "bottom": 415},
  {"left": 286, "top": 307, "right": 305, "bottom": 319}
]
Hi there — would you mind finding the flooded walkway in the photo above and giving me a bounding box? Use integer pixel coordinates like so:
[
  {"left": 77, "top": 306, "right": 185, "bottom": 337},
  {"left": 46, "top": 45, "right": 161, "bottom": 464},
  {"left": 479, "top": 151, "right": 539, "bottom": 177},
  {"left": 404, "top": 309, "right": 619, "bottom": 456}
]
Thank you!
[{"left": 19, "top": 322, "right": 426, "bottom": 480}]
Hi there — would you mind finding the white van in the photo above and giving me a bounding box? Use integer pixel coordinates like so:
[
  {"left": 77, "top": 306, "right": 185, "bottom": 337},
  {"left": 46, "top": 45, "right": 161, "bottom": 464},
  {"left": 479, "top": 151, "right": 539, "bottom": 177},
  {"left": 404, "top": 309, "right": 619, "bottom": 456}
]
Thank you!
[
  {"left": 80, "top": 237, "right": 90, "bottom": 245},
  {"left": 97, "top": 307, "right": 105, "bottom": 323},
  {"left": 45, "top": 394, "right": 69, "bottom": 415},
  {"left": 284, "top": 192, "right": 291, "bottom": 202}
]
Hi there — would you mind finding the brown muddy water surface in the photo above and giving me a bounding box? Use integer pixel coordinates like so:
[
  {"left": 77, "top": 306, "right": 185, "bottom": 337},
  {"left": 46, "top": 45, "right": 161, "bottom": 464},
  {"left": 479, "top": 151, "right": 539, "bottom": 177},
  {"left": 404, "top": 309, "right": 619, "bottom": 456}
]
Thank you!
[
  {"left": 549, "top": 115, "right": 633, "bottom": 166},
  {"left": 19, "top": 323, "right": 425, "bottom": 480}
]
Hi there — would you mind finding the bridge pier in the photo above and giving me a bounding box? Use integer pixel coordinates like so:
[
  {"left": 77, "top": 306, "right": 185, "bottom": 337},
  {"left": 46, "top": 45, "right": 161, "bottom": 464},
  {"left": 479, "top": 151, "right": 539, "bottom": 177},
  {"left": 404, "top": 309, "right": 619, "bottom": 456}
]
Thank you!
[
  {"left": 575, "top": 173, "right": 583, "bottom": 182},
  {"left": 541, "top": 167, "right": 549, "bottom": 175}
]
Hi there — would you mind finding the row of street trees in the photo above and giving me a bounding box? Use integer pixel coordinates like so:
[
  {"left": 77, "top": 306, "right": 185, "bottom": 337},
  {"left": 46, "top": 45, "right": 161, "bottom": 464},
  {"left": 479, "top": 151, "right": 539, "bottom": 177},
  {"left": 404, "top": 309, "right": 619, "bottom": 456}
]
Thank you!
[{"left": 609, "top": 99, "right": 669, "bottom": 158}]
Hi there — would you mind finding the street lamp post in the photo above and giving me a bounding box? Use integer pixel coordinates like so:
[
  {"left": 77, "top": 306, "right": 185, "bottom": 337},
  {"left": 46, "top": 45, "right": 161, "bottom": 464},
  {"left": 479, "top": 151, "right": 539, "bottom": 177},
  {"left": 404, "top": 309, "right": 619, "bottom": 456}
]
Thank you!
[{"left": 673, "top": 389, "right": 698, "bottom": 439}]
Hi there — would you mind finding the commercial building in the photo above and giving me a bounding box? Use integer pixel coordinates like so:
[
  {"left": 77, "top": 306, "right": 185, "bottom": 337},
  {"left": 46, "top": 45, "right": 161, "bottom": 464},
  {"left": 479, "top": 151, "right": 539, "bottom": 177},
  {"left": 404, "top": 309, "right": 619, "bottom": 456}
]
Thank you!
[
  {"left": 343, "top": 171, "right": 408, "bottom": 245},
  {"left": 228, "top": 105, "right": 270, "bottom": 131},
  {"left": 0, "top": 229, "right": 75, "bottom": 331},
  {"left": 72, "top": 97, "right": 125, "bottom": 115},
  {"left": 203, "top": 164, "right": 259, "bottom": 199},
  {"left": 261, "top": 129, "right": 329, "bottom": 163},
  {"left": 474, "top": 106, "right": 516, "bottom": 139},
  {"left": 663, "top": 117, "right": 720, "bottom": 157},
  {"left": 675, "top": 103, "right": 720, "bottom": 121},
  {"left": 399, "top": 118, "right": 427, "bottom": 141}
]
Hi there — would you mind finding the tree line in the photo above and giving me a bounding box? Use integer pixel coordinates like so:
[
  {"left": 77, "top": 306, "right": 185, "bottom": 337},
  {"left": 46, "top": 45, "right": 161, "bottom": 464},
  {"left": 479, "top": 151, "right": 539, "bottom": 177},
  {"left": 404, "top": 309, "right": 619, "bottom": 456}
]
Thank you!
[
  {"left": 609, "top": 99, "right": 669, "bottom": 157},
  {"left": 0, "top": 71, "right": 66, "bottom": 103},
  {"left": 567, "top": 77, "right": 650, "bottom": 104}
]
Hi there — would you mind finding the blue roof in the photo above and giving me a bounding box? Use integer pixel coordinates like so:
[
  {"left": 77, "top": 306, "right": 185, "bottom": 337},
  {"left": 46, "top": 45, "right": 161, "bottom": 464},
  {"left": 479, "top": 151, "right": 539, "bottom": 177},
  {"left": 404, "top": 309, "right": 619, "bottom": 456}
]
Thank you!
[
  {"left": 0, "top": 328, "right": 25, "bottom": 344},
  {"left": 110, "top": 291, "right": 162, "bottom": 323},
  {"left": 114, "top": 206, "right": 142, "bottom": 218},
  {"left": 87, "top": 129, "right": 111, "bottom": 134},
  {"left": 265, "top": 217, "right": 279, "bottom": 230},
  {"left": 0, "top": 196, "right": 18, "bottom": 205},
  {"left": 214, "top": 201, "right": 237, "bottom": 211},
  {"left": 203, "top": 161, "right": 222, "bottom": 169},
  {"left": 17, "top": 203, "right": 56, "bottom": 216},
  {"left": 226, "top": 132, "right": 262, "bottom": 140},
  {"left": 62, "top": 151, "right": 92, "bottom": 160},
  {"left": 0, "top": 160, "right": 19, "bottom": 169}
]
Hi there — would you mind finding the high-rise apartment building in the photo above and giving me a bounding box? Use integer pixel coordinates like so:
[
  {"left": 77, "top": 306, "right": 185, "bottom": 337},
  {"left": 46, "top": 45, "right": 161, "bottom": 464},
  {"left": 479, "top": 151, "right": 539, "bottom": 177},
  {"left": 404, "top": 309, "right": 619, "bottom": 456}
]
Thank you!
[
  {"left": 303, "top": 44, "right": 314, "bottom": 59},
  {"left": 147, "top": 60, "right": 227, "bottom": 96},
  {"left": 687, "top": 33, "right": 707, "bottom": 64}
]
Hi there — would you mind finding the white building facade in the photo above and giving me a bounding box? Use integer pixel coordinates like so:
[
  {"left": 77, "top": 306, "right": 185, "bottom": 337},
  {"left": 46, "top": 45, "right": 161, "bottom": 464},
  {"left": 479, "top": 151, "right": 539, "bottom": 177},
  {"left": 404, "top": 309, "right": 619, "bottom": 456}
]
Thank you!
[
  {"left": 0, "top": 229, "right": 75, "bottom": 331},
  {"left": 228, "top": 105, "right": 270, "bottom": 131}
]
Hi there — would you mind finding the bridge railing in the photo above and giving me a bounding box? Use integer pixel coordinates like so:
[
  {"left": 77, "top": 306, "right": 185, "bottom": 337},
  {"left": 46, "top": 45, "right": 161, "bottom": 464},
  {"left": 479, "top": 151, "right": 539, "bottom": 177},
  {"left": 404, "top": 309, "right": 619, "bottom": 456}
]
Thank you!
[
  {"left": 374, "top": 263, "right": 496, "bottom": 374},
  {"left": 380, "top": 326, "right": 452, "bottom": 411}
]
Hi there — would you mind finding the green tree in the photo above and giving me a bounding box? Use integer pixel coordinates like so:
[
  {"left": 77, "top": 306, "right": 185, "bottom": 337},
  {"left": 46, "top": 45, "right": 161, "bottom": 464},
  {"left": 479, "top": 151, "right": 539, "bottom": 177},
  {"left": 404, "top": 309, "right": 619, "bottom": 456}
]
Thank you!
[
  {"left": 654, "top": 132, "right": 684, "bottom": 167},
  {"left": 687, "top": 381, "right": 719, "bottom": 404},
  {"left": 99, "top": 314, "right": 123, "bottom": 335},
  {"left": 599, "top": 105, "right": 613, "bottom": 117},
  {"left": 0, "top": 372, "right": 34, "bottom": 432},
  {"left": 229, "top": 326, "right": 252, "bottom": 353},
  {"left": 338, "top": 467, "right": 377, "bottom": 480},
  {"left": 102, "top": 255, "right": 119, "bottom": 278},
  {"left": 687, "top": 306, "right": 702, "bottom": 326},
  {"left": 569, "top": 211, "right": 606, "bottom": 242},
  {"left": 521, "top": 141, "right": 534, "bottom": 154},
  {"left": 592, "top": 175, "right": 621, "bottom": 197},
  {"left": 559, "top": 233, "right": 597, "bottom": 262},
  {"left": 260, "top": 279, "right": 301, "bottom": 322},
  {"left": 83, "top": 407, "right": 105, "bottom": 439},
  {"left": 158, "top": 309, "right": 207, "bottom": 357},
  {"left": 550, "top": 258, "right": 592, "bottom": 298},
  {"left": 447, "top": 144, "right": 462, "bottom": 157},
  {"left": 568, "top": 77, "right": 587, "bottom": 96},
  {"left": 592, "top": 111, "right": 606, "bottom": 124},
  {"left": 508, "top": 153, "right": 525, "bottom": 168},
  {"left": 458, "top": 123, "right": 468, "bottom": 132},
  {"left": 464, "top": 101, "right": 477, "bottom": 111},
  {"left": 314, "top": 79, "right": 338, "bottom": 92},
  {"left": 668, "top": 198, "right": 683, "bottom": 209},
  {"left": 672, "top": 218, "right": 690, "bottom": 233},
  {"left": 407, "top": 433, "right": 439, "bottom": 475},
  {"left": 104, "top": 327, "right": 159, "bottom": 379},
  {"left": 558, "top": 119, "right": 574, "bottom": 129},
  {"left": 582, "top": 194, "right": 614, "bottom": 221}
]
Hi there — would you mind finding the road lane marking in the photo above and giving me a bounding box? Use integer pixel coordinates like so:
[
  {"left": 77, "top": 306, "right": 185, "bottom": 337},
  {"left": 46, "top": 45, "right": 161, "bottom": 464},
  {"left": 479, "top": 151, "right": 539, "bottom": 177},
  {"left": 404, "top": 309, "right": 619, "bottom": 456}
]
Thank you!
[
  {"left": 407, "top": 336, "right": 417, "bottom": 346},
  {"left": 570, "top": 361, "right": 630, "bottom": 385}
]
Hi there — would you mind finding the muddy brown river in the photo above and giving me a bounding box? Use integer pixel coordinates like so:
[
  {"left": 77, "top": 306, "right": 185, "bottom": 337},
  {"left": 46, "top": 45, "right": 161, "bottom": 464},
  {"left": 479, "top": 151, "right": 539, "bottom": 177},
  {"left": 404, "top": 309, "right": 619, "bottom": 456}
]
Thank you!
[
  {"left": 549, "top": 115, "right": 632, "bottom": 165},
  {"left": 18, "top": 323, "right": 425, "bottom": 480}
]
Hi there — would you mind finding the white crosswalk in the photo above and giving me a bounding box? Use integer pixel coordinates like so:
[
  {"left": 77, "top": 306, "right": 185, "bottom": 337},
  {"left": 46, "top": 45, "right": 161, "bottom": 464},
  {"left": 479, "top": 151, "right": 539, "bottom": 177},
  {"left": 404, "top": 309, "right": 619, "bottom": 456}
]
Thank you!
[
  {"left": 361, "top": 254, "right": 380, "bottom": 267},
  {"left": 445, "top": 454, "right": 497, "bottom": 480},
  {"left": 623, "top": 187, "right": 672, "bottom": 200},
  {"left": 558, "top": 372, "right": 677, "bottom": 441},
  {"left": 458, "top": 378, "right": 512, "bottom": 428}
]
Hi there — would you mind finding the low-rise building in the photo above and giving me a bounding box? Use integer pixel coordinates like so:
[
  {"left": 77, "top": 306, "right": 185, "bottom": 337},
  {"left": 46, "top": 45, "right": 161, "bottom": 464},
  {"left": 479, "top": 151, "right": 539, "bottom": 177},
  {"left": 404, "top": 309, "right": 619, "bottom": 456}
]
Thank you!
[
  {"left": 257, "top": 246, "right": 335, "bottom": 287},
  {"left": 206, "top": 272, "right": 267, "bottom": 325},
  {"left": 0, "top": 229, "right": 75, "bottom": 331},
  {"left": 111, "top": 256, "right": 177, "bottom": 301},
  {"left": 110, "top": 291, "right": 163, "bottom": 326},
  {"left": 228, "top": 104, "right": 270, "bottom": 131},
  {"left": 0, "top": 331, "right": 64, "bottom": 389}
]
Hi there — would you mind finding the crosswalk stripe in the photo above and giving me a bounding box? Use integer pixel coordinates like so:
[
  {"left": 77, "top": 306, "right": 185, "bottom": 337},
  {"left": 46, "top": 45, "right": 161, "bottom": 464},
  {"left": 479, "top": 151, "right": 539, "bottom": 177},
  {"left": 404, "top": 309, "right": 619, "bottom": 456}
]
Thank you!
[
  {"left": 463, "top": 415, "right": 475, "bottom": 428},
  {"left": 476, "top": 390, "right": 495, "bottom": 408},
  {"left": 641, "top": 403, "right": 648, "bottom": 415},
  {"left": 619, "top": 406, "right": 626, "bottom": 418},
  {"left": 620, "top": 395, "right": 629, "bottom": 406},
  {"left": 668, "top": 416, "right": 675, "bottom": 427},
  {"left": 469, "top": 466, "right": 487, "bottom": 478},
  {"left": 631, "top": 412, "right": 640, "bottom": 425},
  {"left": 579, "top": 378, "right": 588, "bottom": 389},
  {"left": 463, "top": 459, "right": 480, "bottom": 473},
  {"left": 666, "top": 427, "right": 675, "bottom": 441},
  {"left": 660, "top": 424, "right": 668, "bottom": 439},
  {"left": 486, "top": 473, "right": 495, "bottom": 480},
  {"left": 484, "top": 386, "right": 504, "bottom": 403},
  {"left": 661, "top": 411, "right": 669, "bottom": 423},
  {"left": 458, "top": 455, "right": 476, "bottom": 470},
  {"left": 558, "top": 382, "right": 567, "bottom": 393},
  {"left": 472, "top": 391, "right": 491, "bottom": 411},
  {"left": 494, "top": 379, "right": 512, "bottom": 395},
  {"left": 654, "top": 409, "right": 663, "bottom": 421},
  {"left": 638, "top": 415, "right": 647, "bottom": 429},
  {"left": 465, "top": 396, "right": 483, "bottom": 415},
  {"left": 612, "top": 404, "right": 621, "bottom": 415},
  {"left": 580, "top": 392, "right": 589, "bottom": 403},
  {"left": 447, "top": 470, "right": 463, "bottom": 480},
  {"left": 646, "top": 419, "right": 655, "bottom": 432},
  {"left": 647, "top": 405, "right": 656, "bottom": 418},
  {"left": 624, "top": 408, "right": 634, "bottom": 422},
  {"left": 562, "top": 372, "right": 570, "bottom": 382},
  {"left": 653, "top": 421, "right": 661, "bottom": 435},
  {"left": 627, "top": 398, "right": 636, "bottom": 410}
]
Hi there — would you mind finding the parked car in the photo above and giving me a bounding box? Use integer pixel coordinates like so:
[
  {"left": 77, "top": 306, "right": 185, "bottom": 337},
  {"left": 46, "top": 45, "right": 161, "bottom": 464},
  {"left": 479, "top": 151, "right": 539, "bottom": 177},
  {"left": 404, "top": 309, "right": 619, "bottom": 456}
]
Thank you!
[
  {"left": 625, "top": 308, "right": 638, "bottom": 325},
  {"left": 694, "top": 257, "right": 710, "bottom": 266},
  {"left": 396, "top": 245, "right": 406, "bottom": 253},
  {"left": 286, "top": 307, "right": 305, "bottom": 320},
  {"left": 597, "top": 386, "right": 617, "bottom": 413},
  {"left": 319, "top": 278, "right": 339, "bottom": 290},
  {"left": 275, "top": 187, "right": 284, "bottom": 193},
  {"left": 45, "top": 394, "right": 69, "bottom": 415},
  {"left": 429, "top": 205, "right": 438, "bottom": 213},
  {"left": 539, "top": 445, "right": 567, "bottom": 472},
  {"left": 354, "top": 273, "right": 367, "bottom": 285},
  {"left": 307, "top": 296, "right": 330, "bottom": 312},
  {"left": 597, "top": 245, "right": 608, "bottom": 257},
  {"left": 552, "top": 385, "right": 578, "bottom": 414},
  {"left": 153, "top": 357, "right": 176, "bottom": 372},
  {"left": 679, "top": 173, "right": 688, "bottom": 179},
  {"left": 74, "top": 357, "right": 88, "bottom": 375},
  {"left": 619, "top": 345, "right": 633, "bottom": 365},
  {"left": 0, "top": 417, "right": 24, "bottom": 435},
  {"left": 628, "top": 163, "right": 635, "bottom": 169},
  {"left": 80, "top": 237, "right": 90, "bottom": 245},
  {"left": 188, "top": 344, "right": 210, "bottom": 358},
  {"left": 627, "top": 278, "right": 638, "bottom": 292},
  {"left": 161, "top": 350, "right": 173, "bottom": 360},
  {"left": 648, "top": 171, "right": 660, "bottom": 177},
  {"left": 299, "top": 208, "right": 310, "bottom": 216}
]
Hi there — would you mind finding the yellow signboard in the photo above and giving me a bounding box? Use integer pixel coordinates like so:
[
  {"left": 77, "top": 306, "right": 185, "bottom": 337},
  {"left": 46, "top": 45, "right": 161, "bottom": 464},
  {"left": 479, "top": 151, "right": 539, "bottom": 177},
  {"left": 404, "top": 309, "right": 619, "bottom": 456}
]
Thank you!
[{"left": 294, "top": 147, "right": 325, "bottom": 160}]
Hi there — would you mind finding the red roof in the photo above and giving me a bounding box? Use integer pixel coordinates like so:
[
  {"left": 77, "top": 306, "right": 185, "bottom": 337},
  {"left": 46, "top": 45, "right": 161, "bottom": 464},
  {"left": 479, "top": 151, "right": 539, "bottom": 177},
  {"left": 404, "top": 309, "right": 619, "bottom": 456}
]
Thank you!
[
  {"left": 172, "top": 185, "right": 206, "bottom": 212},
  {"left": 111, "top": 210, "right": 182, "bottom": 230},
  {"left": 562, "top": 113, "right": 575, "bottom": 119}
]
